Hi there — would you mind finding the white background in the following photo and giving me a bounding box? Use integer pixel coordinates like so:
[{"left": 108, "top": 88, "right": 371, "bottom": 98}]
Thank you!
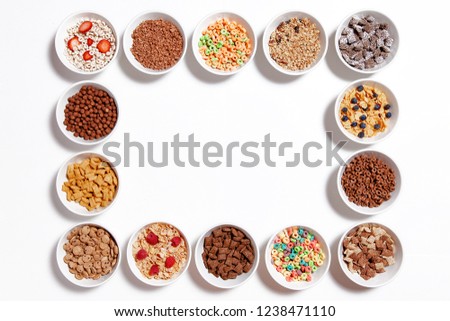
[{"left": 1, "top": 0, "right": 449, "bottom": 303}]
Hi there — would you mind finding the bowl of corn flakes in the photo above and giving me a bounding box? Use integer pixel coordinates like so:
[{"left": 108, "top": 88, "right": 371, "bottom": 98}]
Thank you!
[
  {"left": 127, "top": 222, "right": 191, "bottom": 286},
  {"left": 335, "top": 79, "right": 399, "bottom": 144}
]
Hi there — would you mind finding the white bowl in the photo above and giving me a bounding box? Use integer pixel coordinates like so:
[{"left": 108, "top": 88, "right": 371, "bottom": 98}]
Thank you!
[
  {"left": 127, "top": 222, "right": 191, "bottom": 286},
  {"left": 56, "top": 222, "right": 121, "bottom": 287},
  {"left": 56, "top": 81, "right": 119, "bottom": 146},
  {"left": 55, "top": 11, "right": 119, "bottom": 75},
  {"left": 265, "top": 225, "right": 330, "bottom": 290},
  {"left": 192, "top": 12, "right": 257, "bottom": 76},
  {"left": 337, "top": 222, "right": 403, "bottom": 288},
  {"left": 194, "top": 224, "right": 259, "bottom": 289},
  {"left": 337, "top": 150, "right": 401, "bottom": 215},
  {"left": 335, "top": 10, "right": 399, "bottom": 74},
  {"left": 262, "top": 11, "right": 328, "bottom": 76},
  {"left": 56, "top": 152, "right": 120, "bottom": 217},
  {"left": 335, "top": 79, "right": 399, "bottom": 145},
  {"left": 123, "top": 11, "right": 187, "bottom": 75}
]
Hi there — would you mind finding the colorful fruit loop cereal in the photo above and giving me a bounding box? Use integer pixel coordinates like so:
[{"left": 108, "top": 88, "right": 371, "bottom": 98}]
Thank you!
[
  {"left": 198, "top": 18, "right": 252, "bottom": 71},
  {"left": 270, "top": 227, "right": 325, "bottom": 282},
  {"left": 132, "top": 223, "right": 188, "bottom": 280},
  {"left": 65, "top": 18, "right": 116, "bottom": 72},
  {"left": 340, "top": 84, "right": 393, "bottom": 139}
]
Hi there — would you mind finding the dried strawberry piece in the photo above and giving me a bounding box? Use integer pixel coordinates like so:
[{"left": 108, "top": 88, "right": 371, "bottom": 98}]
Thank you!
[
  {"left": 82, "top": 51, "right": 93, "bottom": 61},
  {"left": 87, "top": 38, "right": 94, "bottom": 46},
  {"left": 67, "top": 36, "right": 80, "bottom": 51},
  {"left": 97, "top": 39, "right": 111, "bottom": 53},
  {"left": 136, "top": 249, "right": 148, "bottom": 260},
  {"left": 79, "top": 21, "right": 93, "bottom": 34},
  {"left": 149, "top": 265, "right": 159, "bottom": 276},
  {"left": 146, "top": 232, "right": 158, "bottom": 245},
  {"left": 171, "top": 236, "right": 182, "bottom": 247},
  {"left": 165, "top": 256, "right": 176, "bottom": 268}
]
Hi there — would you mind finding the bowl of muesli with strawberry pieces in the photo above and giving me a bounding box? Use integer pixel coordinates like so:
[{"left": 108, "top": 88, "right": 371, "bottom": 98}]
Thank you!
[
  {"left": 127, "top": 222, "right": 191, "bottom": 286},
  {"left": 55, "top": 11, "right": 118, "bottom": 74}
]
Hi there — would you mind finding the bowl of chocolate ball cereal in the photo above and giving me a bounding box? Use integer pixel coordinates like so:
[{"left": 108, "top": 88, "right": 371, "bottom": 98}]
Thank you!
[
  {"left": 123, "top": 11, "right": 187, "bottom": 75},
  {"left": 335, "top": 10, "right": 399, "bottom": 74},
  {"left": 335, "top": 79, "right": 399, "bottom": 144},
  {"left": 337, "top": 150, "right": 401, "bottom": 215},
  {"left": 338, "top": 222, "right": 403, "bottom": 288},
  {"left": 195, "top": 224, "right": 259, "bottom": 289},
  {"left": 56, "top": 81, "right": 119, "bottom": 146},
  {"left": 263, "top": 11, "right": 328, "bottom": 76}
]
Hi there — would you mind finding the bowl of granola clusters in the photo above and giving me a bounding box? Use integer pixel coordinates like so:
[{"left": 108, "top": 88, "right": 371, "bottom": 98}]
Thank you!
[
  {"left": 55, "top": 11, "right": 118, "bottom": 74},
  {"left": 127, "top": 222, "right": 191, "bottom": 286},
  {"left": 263, "top": 11, "right": 328, "bottom": 76}
]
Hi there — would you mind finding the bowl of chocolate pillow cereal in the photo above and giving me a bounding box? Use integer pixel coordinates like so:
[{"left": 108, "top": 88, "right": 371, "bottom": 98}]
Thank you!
[
  {"left": 195, "top": 224, "right": 259, "bottom": 289},
  {"left": 337, "top": 150, "right": 401, "bottom": 215},
  {"left": 335, "top": 10, "right": 399, "bottom": 74},
  {"left": 56, "top": 81, "right": 119, "bottom": 146}
]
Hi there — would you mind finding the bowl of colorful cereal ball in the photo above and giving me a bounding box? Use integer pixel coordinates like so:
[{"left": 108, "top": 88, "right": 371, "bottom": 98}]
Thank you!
[
  {"left": 337, "top": 150, "right": 401, "bottom": 215},
  {"left": 263, "top": 11, "right": 328, "bottom": 75},
  {"left": 56, "top": 152, "right": 119, "bottom": 217},
  {"left": 192, "top": 12, "right": 256, "bottom": 75},
  {"left": 265, "top": 226, "right": 330, "bottom": 290},
  {"left": 55, "top": 11, "right": 118, "bottom": 74},
  {"left": 336, "top": 10, "right": 399, "bottom": 74},
  {"left": 56, "top": 81, "right": 119, "bottom": 145},
  {"left": 123, "top": 12, "right": 187, "bottom": 75},
  {"left": 56, "top": 223, "right": 121, "bottom": 287},
  {"left": 335, "top": 79, "right": 398, "bottom": 144},
  {"left": 195, "top": 224, "right": 259, "bottom": 289},
  {"left": 338, "top": 222, "right": 403, "bottom": 287},
  {"left": 127, "top": 222, "right": 191, "bottom": 286}
]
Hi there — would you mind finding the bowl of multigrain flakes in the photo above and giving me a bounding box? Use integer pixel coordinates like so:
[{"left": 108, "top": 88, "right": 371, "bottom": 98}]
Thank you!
[
  {"left": 127, "top": 222, "right": 191, "bottom": 286},
  {"left": 263, "top": 11, "right": 328, "bottom": 76},
  {"left": 55, "top": 11, "right": 118, "bottom": 75}
]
